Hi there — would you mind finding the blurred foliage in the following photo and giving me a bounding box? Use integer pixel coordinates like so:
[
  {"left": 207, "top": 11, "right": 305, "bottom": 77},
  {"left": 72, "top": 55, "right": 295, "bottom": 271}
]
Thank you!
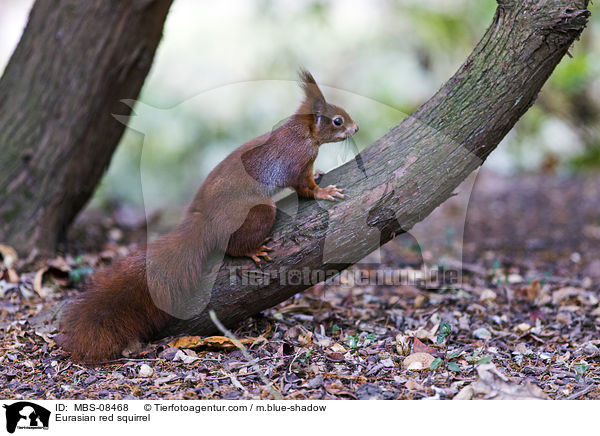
[{"left": 2, "top": 0, "right": 599, "bottom": 215}]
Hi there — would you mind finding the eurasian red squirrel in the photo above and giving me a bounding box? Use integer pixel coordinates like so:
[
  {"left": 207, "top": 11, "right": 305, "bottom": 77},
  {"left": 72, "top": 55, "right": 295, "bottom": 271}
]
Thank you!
[{"left": 58, "top": 70, "right": 359, "bottom": 363}]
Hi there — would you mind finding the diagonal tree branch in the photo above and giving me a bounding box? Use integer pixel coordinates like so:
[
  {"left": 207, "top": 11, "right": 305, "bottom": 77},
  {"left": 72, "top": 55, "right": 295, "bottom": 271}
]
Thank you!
[{"left": 162, "top": 0, "right": 590, "bottom": 337}]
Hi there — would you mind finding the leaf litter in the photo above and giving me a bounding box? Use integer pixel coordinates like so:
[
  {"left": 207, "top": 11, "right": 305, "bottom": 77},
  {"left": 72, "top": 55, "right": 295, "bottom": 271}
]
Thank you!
[{"left": 0, "top": 171, "right": 599, "bottom": 400}]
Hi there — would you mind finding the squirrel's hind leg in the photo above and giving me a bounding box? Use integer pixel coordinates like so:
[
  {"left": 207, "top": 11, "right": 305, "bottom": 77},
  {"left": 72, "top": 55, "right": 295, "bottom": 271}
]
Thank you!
[{"left": 226, "top": 202, "right": 276, "bottom": 266}]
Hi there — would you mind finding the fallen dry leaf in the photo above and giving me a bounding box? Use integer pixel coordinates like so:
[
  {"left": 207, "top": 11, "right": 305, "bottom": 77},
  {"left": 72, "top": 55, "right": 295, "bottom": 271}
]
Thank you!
[
  {"left": 33, "top": 267, "right": 48, "bottom": 294},
  {"left": 552, "top": 287, "right": 584, "bottom": 305},
  {"left": 515, "top": 323, "right": 531, "bottom": 333},
  {"left": 168, "top": 335, "right": 257, "bottom": 349},
  {"left": 324, "top": 382, "right": 357, "bottom": 399},
  {"left": 405, "top": 323, "right": 440, "bottom": 342},
  {"left": 455, "top": 363, "right": 548, "bottom": 400},
  {"left": 413, "top": 337, "right": 437, "bottom": 354},
  {"left": 330, "top": 343, "right": 347, "bottom": 353},
  {"left": 405, "top": 379, "right": 428, "bottom": 391},
  {"left": 0, "top": 244, "right": 18, "bottom": 268},
  {"left": 395, "top": 334, "right": 411, "bottom": 356},
  {"left": 47, "top": 256, "right": 71, "bottom": 272},
  {"left": 454, "top": 384, "right": 475, "bottom": 400},
  {"left": 277, "top": 304, "right": 311, "bottom": 314},
  {"left": 403, "top": 352, "right": 435, "bottom": 370},
  {"left": 298, "top": 331, "right": 313, "bottom": 347},
  {"left": 479, "top": 289, "right": 497, "bottom": 303},
  {"left": 6, "top": 268, "right": 19, "bottom": 283},
  {"left": 521, "top": 279, "right": 541, "bottom": 302},
  {"left": 325, "top": 352, "right": 345, "bottom": 362},
  {"left": 413, "top": 294, "right": 427, "bottom": 308}
]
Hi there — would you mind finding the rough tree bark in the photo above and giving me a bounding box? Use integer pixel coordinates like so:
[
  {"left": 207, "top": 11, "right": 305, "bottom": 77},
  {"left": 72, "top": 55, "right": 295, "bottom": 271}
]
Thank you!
[
  {"left": 163, "top": 0, "right": 590, "bottom": 337},
  {"left": 0, "top": 0, "right": 173, "bottom": 256}
]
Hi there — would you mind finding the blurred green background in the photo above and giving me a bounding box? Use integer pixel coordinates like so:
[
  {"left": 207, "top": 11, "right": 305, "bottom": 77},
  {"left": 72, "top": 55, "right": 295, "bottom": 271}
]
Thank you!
[{"left": 1, "top": 0, "right": 599, "bottom": 218}]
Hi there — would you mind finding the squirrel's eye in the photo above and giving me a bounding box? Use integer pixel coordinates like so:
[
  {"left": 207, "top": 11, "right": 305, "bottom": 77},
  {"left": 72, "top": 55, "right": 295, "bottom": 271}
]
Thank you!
[{"left": 333, "top": 116, "right": 344, "bottom": 126}]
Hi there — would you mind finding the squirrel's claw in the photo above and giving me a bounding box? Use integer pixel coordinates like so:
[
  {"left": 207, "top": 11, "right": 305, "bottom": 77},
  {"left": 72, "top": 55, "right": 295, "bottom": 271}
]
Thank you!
[
  {"left": 246, "top": 245, "right": 273, "bottom": 267},
  {"left": 315, "top": 185, "right": 344, "bottom": 201}
]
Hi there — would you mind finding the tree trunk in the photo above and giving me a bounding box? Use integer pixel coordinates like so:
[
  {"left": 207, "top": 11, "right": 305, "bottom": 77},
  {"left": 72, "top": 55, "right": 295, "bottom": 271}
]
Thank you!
[
  {"left": 163, "top": 0, "right": 590, "bottom": 337},
  {"left": 0, "top": 0, "right": 173, "bottom": 256}
]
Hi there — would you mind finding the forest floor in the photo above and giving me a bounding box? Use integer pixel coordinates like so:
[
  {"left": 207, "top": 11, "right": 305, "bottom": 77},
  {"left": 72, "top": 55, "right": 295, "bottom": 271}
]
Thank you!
[{"left": 1, "top": 170, "right": 599, "bottom": 400}]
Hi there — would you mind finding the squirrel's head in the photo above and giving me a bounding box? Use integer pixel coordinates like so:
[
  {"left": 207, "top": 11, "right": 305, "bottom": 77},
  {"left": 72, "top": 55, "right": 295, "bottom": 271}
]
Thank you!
[{"left": 297, "top": 69, "right": 359, "bottom": 144}]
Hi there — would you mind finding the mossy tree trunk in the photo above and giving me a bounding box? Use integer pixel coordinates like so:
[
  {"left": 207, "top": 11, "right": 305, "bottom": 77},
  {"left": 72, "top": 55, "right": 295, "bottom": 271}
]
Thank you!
[
  {"left": 163, "top": 0, "right": 591, "bottom": 337},
  {"left": 0, "top": 0, "right": 173, "bottom": 256}
]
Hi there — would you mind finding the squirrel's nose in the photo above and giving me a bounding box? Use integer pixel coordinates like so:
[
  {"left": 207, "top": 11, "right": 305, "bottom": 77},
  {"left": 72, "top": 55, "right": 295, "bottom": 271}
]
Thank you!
[{"left": 354, "top": 124, "right": 359, "bottom": 134}]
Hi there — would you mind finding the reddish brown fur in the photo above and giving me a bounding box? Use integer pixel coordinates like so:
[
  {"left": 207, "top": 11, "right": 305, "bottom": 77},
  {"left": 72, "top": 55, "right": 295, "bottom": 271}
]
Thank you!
[{"left": 59, "top": 70, "right": 358, "bottom": 363}]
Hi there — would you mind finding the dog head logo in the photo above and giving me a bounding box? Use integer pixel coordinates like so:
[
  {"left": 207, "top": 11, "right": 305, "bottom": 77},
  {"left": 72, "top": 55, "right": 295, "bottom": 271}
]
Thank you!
[{"left": 3, "top": 402, "right": 50, "bottom": 433}]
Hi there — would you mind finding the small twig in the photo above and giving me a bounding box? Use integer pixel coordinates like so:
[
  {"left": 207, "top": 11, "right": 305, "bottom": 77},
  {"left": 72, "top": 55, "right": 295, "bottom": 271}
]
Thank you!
[
  {"left": 55, "top": 362, "right": 72, "bottom": 375},
  {"left": 113, "top": 357, "right": 162, "bottom": 363},
  {"left": 209, "top": 310, "right": 283, "bottom": 400},
  {"left": 566, "top": 384, "right": 596, "bottom": 400},
  {"left": 288, "top": 349, "right": 304, "bottom": 373},
  {"left": 206, "top": 370, "right": 261, "bottom": 381},
  {"left": 236, "top": 355, "right": 283, "bottom": 368}
]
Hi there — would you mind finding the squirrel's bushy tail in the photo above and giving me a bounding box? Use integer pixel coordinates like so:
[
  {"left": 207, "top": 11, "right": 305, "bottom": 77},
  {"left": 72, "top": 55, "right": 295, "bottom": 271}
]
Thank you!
[
  {"left": 58, "top": 217, "right": 213, "bottom": 363},
  {"left": 57, "top": 249, "right": 167, "bottom": 362}
]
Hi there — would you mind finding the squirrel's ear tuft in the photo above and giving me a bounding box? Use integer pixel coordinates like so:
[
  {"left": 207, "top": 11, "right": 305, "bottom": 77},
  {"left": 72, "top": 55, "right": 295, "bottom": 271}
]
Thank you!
[{"left": 298, "top": 68, "right": 326, "bottom": 115}]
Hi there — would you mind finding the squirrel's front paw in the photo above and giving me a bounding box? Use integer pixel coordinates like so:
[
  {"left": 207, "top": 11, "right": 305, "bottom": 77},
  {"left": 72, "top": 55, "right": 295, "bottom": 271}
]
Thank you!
[{"left": 314, "top": 185, "right": 344, "bottom": 201}]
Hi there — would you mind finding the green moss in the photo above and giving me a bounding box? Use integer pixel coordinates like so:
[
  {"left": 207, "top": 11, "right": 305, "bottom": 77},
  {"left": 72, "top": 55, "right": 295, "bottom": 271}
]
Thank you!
[{"left": 569, "top": 142, "right": 600, "bottom": 170}]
